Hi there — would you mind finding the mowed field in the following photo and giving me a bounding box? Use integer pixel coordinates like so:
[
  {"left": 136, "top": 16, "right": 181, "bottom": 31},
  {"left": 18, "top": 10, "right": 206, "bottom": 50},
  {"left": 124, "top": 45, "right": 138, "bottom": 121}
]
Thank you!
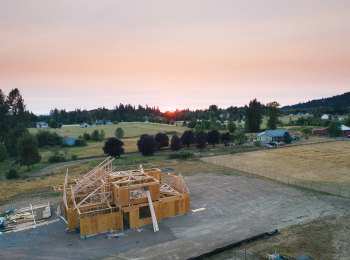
[
  {"left": 29, "top": 123, "right": 188, "bottom": 162},
  {"left": 203, "top": 140, "right": 350, "bottom": 190},
  {"left": 29, "top": 123, "right": 187, "bottom": 139}
]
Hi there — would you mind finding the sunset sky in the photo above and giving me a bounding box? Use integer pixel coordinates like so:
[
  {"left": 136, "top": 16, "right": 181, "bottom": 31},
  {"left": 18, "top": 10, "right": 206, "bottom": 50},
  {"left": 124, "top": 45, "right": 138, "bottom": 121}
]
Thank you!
[{"left": 1, "top": 1, "right": 350, "bottom": 114}]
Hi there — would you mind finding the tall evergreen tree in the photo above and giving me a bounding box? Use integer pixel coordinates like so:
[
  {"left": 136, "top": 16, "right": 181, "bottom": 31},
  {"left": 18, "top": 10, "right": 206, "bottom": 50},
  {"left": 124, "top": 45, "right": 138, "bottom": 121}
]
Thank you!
[
  {"left": 266, "top": 101, "right": 280, "bottom": 130},
  {"left": 245, "top": 98, "right": 263, "bottom": 133},
  {"left": 16, "top": 133, "right": 41, "bottom": 169}
]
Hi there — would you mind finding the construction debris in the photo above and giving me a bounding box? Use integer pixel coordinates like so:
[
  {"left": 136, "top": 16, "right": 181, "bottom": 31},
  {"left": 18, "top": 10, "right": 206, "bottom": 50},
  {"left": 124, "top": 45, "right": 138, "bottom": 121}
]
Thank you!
[
  {"left": 1, "top": 202, "right": 56, "bottom": 233},
  {"left": 52, "top": 157, "right": 190, "bottom": 238}
]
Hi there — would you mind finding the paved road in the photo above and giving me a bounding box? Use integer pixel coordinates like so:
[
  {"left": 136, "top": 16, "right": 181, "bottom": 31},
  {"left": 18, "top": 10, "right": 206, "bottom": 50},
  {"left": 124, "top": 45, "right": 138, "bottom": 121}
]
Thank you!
[{"left": 29, "top": 146, "right": 224, "bottom": 175}]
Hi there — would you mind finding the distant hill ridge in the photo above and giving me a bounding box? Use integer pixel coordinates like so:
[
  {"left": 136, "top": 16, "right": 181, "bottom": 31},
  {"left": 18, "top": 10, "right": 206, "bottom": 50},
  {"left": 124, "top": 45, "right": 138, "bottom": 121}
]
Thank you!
[{"left": 283, "top": 92, "right": 350, "bottom": 109}]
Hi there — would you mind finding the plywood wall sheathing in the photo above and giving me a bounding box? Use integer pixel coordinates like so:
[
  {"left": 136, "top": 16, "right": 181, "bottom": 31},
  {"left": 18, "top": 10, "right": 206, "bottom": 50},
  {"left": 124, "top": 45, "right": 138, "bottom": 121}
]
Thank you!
[
  {"left": 67, "top": 208, "right": 79, "bottom": 230},
  {"left": 80, "top": 208, "right": 123, "bottom": 237}
]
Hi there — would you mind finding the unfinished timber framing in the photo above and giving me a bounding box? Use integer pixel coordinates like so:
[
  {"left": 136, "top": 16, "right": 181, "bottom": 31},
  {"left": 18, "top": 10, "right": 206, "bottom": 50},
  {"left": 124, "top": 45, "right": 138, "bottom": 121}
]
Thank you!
[{"left": 53, "top": 157, "right": 190, "bottom": 238}]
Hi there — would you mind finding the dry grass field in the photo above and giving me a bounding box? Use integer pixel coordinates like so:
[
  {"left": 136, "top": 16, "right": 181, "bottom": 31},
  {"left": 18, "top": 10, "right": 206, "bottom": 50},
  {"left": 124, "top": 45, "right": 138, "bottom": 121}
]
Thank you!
[
  {"left": 28, "top": 123, "right": 187, "bottom": 163},
  {"left": 29, "top": 123, "right": 187, "bottom": 139},
  {"left": 0, "top": 158, "right": 238, "bottom": 203},
  {"left": 38, "top": 138, "right": 140, "bottom": 163},
  {"left": 203, "top": 140, "right": 350, "bottom": 190}
]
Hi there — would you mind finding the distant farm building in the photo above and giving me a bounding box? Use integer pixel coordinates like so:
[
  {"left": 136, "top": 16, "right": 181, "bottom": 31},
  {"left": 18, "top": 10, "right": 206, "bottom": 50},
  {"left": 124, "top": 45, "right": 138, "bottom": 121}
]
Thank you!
[
  {"left": 80, "top": 123, "right": 90, "bottom": 128},
  {"left": 338, "top": 116, "right": 348, "bottom": 121},
  {"left": 321, "top": 114, "right": 330, "bottom": 120},
  {"left": 313, "top": 125, "right": 350, "bottom": 137},
  {"left": 257, "top": 130, "right": 290, "bottom": 142},
  {"left": 36, "top": 122, "right": 48, "bottom": 128},
  {"left": 62, "top": 137, "right": 81, "bottom": 146},
  {"left": 96, "top": 119, "right": 103, "bottom": 125},
  {"left": 220, "top": 113, "right": 230, "bottom": 119},
  {"left": 106, "top": 120, "right": 112, "bottom": 125}
]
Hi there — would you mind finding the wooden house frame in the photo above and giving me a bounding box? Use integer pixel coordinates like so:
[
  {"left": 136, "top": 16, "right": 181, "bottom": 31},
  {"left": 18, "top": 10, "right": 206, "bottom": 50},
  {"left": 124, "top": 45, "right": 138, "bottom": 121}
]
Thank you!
[{"left": 53, "top": 157, "right": 190, "bottom": 238}]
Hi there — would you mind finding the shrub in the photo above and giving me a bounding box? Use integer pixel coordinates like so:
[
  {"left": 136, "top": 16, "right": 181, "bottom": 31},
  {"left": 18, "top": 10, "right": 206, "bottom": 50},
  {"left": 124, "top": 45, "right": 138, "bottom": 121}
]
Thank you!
[
  {"left": 170, "top": 135, "right": 183, "bottom": 151},
  {"left": 103, "top": 137, "right": 125, "bottom": 158},
  {"left": 36, "top": 130, "right": 63, "bottom": 147},
  {"left": 254, "top": 140, "right": 262, "bottom": 147},
  {"left": 0, "top": 143, "right": 8, "bottom": 162},
  {"left": 91, "top": 130, "right": 100, "bottom": 141},
  {"left": 155, "top": 132, "right": 169, "bottom": 149},
  {"left": 235, "top": 131, "right": 248, "bottom": 145},
  {"left": 137, "top": 134, "right": 159, "bottom": 156},
  {"left": 61, "top": 143, "right": 69, "bottom": 148},
  {"left": 100, "top": 129, "right": 105, "bottom": 141},
  {"left": 170, "top": 119, "right": 175, "bottom": 125},
  {"left": 71, "top": 154, "right": 78, "bottom": 160},
  {"left": 5, "top": 168, "right": 19, "bottom": 179},
  {"left": 283, "top": 132, "right": 293, "bottom": 144},
  {"left": 113, "top": 121, "right": 119, "bottom": 124},
  {"left": 75, "top": 139, "right": 87, "bottom": 146},
  {"left": 166, "top": 131, "right": 180, "bottom": 136},
  {"left": 168, "top": 151, "right": 193, "bottom": 160},
  {"left": 78, "top": 135, "right": 83, "bottom": 140},
  {"left": 115, "top": 127, "right": 125, "bottom": 139},
  {"left": 48, "top": 154, "right": 65, "bottom": 163},
  {"left": 83, "top": 132, "right": 91, "bottom": 141}
]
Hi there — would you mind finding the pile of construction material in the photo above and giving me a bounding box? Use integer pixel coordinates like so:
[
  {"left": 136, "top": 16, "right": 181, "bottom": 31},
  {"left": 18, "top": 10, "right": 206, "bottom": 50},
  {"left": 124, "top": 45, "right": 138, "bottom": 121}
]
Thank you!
[{"left": 1, "top": 202, "right": 59, "bottom": 233}]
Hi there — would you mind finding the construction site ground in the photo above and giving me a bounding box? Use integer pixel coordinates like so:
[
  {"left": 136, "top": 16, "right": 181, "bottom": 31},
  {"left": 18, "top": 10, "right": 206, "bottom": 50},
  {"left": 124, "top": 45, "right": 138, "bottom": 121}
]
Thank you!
[{"left": 1, "top": 169, "right": 349, "bottom": 259}]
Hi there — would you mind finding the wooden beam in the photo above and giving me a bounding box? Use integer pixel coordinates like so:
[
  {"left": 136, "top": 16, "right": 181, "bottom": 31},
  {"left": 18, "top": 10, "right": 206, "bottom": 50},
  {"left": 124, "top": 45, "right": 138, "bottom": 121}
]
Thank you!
[
  {"left": 74, "top": 183, "right": 104, "bottom": 210},
  {"left": 146, "top": 190, "right": 159, "bottom": 232}
]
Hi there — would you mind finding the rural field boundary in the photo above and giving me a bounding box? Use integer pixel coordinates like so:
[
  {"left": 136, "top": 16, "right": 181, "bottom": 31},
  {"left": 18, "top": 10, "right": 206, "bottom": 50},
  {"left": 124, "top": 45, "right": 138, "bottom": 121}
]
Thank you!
[{"left": 205, "top": 155, "right": 350, "bottom": 199}]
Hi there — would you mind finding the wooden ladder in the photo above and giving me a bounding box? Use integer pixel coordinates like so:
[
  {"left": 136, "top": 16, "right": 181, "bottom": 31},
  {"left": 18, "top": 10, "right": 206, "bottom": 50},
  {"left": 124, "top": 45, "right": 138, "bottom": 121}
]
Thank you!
[{"left": 146, "top": 190, "right": 159, "bottom": 232}]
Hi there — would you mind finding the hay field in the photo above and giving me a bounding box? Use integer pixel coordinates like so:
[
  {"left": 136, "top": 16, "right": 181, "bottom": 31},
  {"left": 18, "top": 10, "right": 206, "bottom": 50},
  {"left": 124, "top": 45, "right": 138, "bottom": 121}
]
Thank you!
[
  {"left": 202, "top": 140, "right": 350, "bottom": 190},
  {"left": 0, "top": 158, "right": 238, "bottom": 203},
  {"left": 29, "top": 123, "right": 187, "bottom": 139},
  {"left": 38, "top": 138, "right": 139, "bottom": 163}
]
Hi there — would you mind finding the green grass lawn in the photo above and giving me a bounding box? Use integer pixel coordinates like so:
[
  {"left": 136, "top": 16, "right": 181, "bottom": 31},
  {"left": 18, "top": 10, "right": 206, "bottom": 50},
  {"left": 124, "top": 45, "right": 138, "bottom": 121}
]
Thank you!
[{"left": 29, "top": 123, "right": 187, "bottom": 139}]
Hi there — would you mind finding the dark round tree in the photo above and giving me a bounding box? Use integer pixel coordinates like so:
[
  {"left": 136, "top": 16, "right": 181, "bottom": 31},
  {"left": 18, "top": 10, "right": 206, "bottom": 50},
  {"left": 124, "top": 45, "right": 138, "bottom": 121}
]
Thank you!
[
  {"left": 221, "top": 132, "right": 231, "bottom": 143},
  {"left": 181, "top": 130, "right": 195, "bottom": 148},
  {"left": 207, "top": 129, "right": 220, "bottom": 146},
  {"left": 155, "top": 132, "right": 169, "bottom": 149},
  {"left": 137, "top": 134, "right": 159, "bottom": 156},
  {"left": 170, "top": 135, "right": 183, "bottom": 151},
  {"left": 102, "top": 137, "right": 125, "bottom": 158},
  {"left": 195, "top": 131, "right": 207, "bottom": 150}
]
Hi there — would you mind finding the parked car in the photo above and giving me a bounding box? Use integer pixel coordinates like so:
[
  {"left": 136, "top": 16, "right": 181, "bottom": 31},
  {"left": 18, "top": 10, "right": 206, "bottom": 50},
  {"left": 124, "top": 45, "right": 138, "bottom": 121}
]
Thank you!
[
  {"left": 264, "top": 144, "right": 273, "bottom": 148},
  {"left": 279, "top": 142, "right": 286, "bottom": 146},
  {"left": 269, "top": 141, "right": 278, "bottom": 146}
]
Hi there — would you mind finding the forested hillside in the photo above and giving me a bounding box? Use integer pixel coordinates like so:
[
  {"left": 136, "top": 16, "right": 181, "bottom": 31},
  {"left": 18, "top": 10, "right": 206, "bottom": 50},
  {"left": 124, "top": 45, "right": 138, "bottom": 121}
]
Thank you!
[{"left": 283, "top": 92, "right": 350, "bottom": 109}]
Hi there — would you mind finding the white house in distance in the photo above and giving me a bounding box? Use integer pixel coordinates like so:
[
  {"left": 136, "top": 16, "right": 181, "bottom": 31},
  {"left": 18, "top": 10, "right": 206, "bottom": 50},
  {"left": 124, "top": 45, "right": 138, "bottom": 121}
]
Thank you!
[
  {"left": 256, "top": 130, "right": 290, "bottom": 142},
  {"left": 80, "top": 123, "right": 90, "bottom": 128},
  {"left": 338, "top": 116, "right": 348, "bottom": 121},
  {"left": 220, "top": 113, "right": 230, "bottom": 119},
  {"left": 36, "top": 121, "right": 48, "bottom": 128},
  {"left": 321, "top": 114, "right": 330, "bottom": 120}
]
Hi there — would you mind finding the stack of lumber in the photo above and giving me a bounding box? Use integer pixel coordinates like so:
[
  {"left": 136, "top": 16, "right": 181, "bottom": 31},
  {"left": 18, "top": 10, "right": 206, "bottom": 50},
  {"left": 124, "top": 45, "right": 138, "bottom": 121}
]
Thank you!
[{"left": 1, "top": 202, "right": 57, "bottom": 233}]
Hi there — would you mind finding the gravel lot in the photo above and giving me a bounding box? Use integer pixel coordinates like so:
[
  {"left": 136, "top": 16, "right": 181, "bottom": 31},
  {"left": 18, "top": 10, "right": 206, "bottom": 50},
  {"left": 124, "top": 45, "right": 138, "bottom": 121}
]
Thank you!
[{"left": 0, "top": 172, "right": 348, "bottom": 260}]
